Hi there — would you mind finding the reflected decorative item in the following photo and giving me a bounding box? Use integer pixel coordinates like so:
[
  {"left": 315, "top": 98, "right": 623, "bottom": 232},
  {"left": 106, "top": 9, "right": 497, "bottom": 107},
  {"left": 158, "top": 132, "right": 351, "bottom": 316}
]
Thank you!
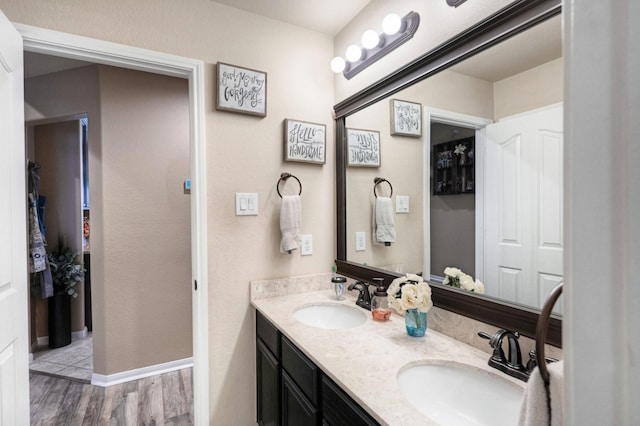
[
  {"left": 390, "top": 99, "right": 422, "bottom": 137},
  {"left": 216, "top": 62, "right": 267, "bottom": 117},
  {"left": 347, "top": 128, "right": 381, "bottom": 167},
  {"left": 443, "top": 267, "right": 485, "bottom": 293},
  {"left": 404, "top": 309, "right": 427, "bottom": 337}
]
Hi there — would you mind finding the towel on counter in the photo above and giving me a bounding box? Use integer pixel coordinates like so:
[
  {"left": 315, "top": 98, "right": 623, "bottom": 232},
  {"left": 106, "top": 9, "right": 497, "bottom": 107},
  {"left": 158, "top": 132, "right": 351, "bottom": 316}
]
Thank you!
[
  {"left": 519, "top": 361, "right": 564, "bottom": 426},
  {"left": 374, "top": 197, "right": 396, "bottom": 244},
  {"left": 280, "top": 195, "right": 301, "bottom": 253}
]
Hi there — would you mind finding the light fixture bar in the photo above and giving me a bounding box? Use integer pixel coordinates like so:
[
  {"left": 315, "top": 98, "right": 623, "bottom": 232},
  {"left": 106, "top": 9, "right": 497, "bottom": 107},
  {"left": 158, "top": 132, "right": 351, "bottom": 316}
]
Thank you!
[{"left": 343, "top": 11, "right": 420, "bottom": 80}]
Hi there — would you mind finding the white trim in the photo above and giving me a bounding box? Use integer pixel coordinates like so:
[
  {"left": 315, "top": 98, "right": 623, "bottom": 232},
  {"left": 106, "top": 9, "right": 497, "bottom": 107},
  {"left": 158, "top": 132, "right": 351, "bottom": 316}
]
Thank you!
[
  {"left": 91, "top": 357, "right": 194, "bottom": 387},
  {"left": 16, "top": 24, "right": 209, "bottom": 424},
  {"left": 424, "top": 108, "right": 492, "bottom": 281}
]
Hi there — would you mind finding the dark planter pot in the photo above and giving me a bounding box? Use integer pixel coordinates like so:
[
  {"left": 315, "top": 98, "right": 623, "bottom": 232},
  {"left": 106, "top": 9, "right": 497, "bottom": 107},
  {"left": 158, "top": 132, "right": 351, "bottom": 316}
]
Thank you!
[{"left": 48, "top": 293, "right": 71, "bottom": 349}]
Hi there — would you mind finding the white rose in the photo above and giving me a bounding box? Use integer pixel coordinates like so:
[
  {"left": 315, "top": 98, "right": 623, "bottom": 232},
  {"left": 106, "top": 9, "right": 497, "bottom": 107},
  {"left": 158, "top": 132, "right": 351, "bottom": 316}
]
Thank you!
[
  {"left": 386, "top": 280, "right": 401, "bottom": 298},
  {"left": 416, "top": 282, "right": 433, "bottom": 312},
  {"left": 444, "top": 267, "right": 462, "bottom": 278},
  {"left": 460, "top": 274, "right": 475, "bottom": 291},
  {"left": 400, "top": 283, "right": 420, "bottom": 310},
  {"left": 405, "top": 273, "right": 423, "bottom": 283},
  {"left": 474, "top": 280, "right": 485, "bottom": 294}
]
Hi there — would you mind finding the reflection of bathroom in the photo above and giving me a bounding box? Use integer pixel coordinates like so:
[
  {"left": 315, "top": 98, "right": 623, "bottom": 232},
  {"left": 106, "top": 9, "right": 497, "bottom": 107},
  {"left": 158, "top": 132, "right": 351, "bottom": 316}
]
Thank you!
[{"left": 27, "top": 118, "right": 93, "bottom": 382}]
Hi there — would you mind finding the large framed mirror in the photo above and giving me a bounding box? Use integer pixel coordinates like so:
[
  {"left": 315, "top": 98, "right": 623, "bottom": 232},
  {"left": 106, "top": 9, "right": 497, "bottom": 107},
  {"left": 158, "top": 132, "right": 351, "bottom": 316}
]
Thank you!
[{"left": 334, "top": 0, "right": 562, "bottom": 346}]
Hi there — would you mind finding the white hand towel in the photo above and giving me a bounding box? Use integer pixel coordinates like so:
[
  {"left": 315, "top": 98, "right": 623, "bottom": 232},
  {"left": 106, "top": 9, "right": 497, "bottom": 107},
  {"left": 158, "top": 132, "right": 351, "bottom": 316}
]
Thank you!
[
  {"left": 374, "top": 197, "right": 396, "bottom": 244},
  {"left": 518, "top": 360, "right": 564, "bottom": 426},
  {"left": 280, "top": 195, "right": 301, "bottom": 253}
]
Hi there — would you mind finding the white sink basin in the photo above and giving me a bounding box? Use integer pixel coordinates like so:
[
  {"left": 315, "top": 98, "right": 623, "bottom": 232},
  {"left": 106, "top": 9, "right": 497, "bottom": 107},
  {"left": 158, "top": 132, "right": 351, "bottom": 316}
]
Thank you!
[
  {"left": 293, "top": 303, "right": 367, "bottom": 330},
  {"left": 397, "top": 362, "right": 523, "bottom": 426}
]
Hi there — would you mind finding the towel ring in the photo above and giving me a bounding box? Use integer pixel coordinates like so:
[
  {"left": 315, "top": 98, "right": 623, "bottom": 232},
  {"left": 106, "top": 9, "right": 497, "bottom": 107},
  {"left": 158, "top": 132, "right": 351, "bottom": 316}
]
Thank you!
[
  {"left": 277, "top": 173, "right": 302, "bottom": 198},
  {"left": 535, "top": 282, "right": 563, "bottom": 384},
  {"left": 373, "top": 177, "right": 393, "bottom": 198}
]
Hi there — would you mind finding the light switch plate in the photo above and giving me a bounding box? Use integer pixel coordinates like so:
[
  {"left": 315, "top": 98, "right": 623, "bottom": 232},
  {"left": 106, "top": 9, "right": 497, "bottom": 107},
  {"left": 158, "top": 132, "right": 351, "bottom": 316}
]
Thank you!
[
  {"left": 235, "top": 192, "right": 258, "bottom": 215},
  {"left": 396, "top": 195, "right": 410, "bottom": 213},
  {"left": 355, "top": 231, "right": 366, "bottom": 251},
  {"left": 300, "top": 234, "right": 313, "bottom": 255}
]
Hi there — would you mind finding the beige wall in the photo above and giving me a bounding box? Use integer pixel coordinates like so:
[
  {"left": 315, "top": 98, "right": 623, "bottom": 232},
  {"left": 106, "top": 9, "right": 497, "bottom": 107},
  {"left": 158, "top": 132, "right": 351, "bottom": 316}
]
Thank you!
[
  {"left": 494, "top": 58, "right": 563, "bottom": 120},
  {"left": 96, "top": 65, "right": 192, "bottom": 374}
]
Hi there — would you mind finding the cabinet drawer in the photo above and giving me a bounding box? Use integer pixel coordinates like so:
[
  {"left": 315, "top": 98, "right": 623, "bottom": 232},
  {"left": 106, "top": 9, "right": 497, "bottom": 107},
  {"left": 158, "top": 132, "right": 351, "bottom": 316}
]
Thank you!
[
  {"left": 257, "top": 311, "right": 280, "bottom": 357},
  {"left": 322, "top": 376, "right": 379, "bottom": 426},
  {"left": 281, "top": 336, "right": 319, "bottom": 406}
]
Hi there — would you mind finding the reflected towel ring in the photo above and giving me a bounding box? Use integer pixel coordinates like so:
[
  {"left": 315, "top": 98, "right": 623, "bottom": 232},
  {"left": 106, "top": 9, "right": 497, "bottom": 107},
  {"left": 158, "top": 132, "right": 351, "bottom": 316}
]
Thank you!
[
  {"left": 373, "top": 177, "right": 393, "bottom": 198},
  {"left": 277, "top": 173, "right": 302, "bottom": 198}
]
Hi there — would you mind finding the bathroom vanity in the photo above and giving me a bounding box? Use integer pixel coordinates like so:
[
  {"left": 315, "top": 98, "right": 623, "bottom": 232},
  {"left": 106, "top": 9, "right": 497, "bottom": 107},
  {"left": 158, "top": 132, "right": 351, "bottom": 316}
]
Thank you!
[{"left": 252, "top": 287, "right": 526, "bottom": 425}]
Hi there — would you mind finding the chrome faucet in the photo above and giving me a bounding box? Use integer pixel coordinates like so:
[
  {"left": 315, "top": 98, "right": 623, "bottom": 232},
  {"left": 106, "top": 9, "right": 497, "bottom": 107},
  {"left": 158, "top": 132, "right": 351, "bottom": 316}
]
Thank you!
[
  {"left": 348, "top": 281, "right": 371, "bottom": 310},
  {"left": 478, "top": 329, "right": 529, "bottom": 381}
]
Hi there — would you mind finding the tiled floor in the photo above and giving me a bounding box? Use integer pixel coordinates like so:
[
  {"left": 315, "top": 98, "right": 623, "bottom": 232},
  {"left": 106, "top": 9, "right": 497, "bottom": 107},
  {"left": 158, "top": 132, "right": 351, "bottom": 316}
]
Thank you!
[{"left": 30, "top": 334, "right": 93, "bottom": 383}]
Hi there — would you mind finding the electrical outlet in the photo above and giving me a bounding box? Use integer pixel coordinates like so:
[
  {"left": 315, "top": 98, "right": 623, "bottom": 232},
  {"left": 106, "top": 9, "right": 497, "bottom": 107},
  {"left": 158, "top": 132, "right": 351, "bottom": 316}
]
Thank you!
[
  {"left": 300, "top": 234, "right": 313, "bottom": 255},
  {"left": 396, "top": 195, "right": 410, "bottom": 213},
  {"left": 355, "top": 232, "right": 366, "bottom": 251}
]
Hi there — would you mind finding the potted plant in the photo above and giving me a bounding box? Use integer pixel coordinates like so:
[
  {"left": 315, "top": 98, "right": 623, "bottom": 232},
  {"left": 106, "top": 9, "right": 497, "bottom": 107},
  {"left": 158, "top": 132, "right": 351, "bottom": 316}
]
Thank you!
[{"left": 47, "top": 234, "right": 84, "bottom": 348}]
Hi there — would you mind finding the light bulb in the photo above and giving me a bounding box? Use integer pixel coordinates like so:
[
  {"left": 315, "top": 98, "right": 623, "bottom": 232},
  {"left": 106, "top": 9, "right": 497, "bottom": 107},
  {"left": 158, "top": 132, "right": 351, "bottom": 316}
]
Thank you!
[
  {"left": 382, "top": 13, "right": 402, "bottom": 35},
  {"left": 361, "top": 29, "right": 380, "bottom": 50},
  {"left": 345, "top": 44, "right": 363, "bottom": 62},
  {"left": 330, "top": 57, "right": 346, "bottom": 73}
]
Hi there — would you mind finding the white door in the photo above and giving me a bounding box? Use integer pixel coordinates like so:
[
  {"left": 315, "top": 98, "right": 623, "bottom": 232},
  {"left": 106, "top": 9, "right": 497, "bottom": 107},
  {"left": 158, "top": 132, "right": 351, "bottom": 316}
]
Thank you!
[
  {"left": 0, "top": 9, "right": 30, "bottom": 424},
  {"left": 484, "top": 104, "right": 563, "bottom": 311}
]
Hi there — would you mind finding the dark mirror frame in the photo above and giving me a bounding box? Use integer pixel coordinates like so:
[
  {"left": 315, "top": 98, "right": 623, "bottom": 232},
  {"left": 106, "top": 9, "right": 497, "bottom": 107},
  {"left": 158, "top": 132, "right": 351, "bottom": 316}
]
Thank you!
[{"left": 334, "top": 0, "right": 562, "bottom": 347}]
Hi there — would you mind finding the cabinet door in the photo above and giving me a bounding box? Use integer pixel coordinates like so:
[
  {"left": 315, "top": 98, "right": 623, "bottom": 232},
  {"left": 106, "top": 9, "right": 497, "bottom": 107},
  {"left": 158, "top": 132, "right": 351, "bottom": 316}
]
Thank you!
[
  {"left": 321, "top": 376, "right": 379, "bottom": 426},
  {"left": 257, "top": 338, "right": 280, "bottom": 426},
  {"left": 282, "top": 371, "right": 318, "bottom": 426}
]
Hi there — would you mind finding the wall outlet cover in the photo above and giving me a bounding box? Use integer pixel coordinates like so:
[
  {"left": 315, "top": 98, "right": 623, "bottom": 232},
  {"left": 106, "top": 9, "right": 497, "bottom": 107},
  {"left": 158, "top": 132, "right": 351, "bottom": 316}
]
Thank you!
[
  {"left": 355, "top": 231, "right": 366, "bottom": 251},
  {"left": 396, "top": 195, "right": 409, "bottom": 213},
  {"left": 300, "top": 234, "right": 313, "bottom": 255}
]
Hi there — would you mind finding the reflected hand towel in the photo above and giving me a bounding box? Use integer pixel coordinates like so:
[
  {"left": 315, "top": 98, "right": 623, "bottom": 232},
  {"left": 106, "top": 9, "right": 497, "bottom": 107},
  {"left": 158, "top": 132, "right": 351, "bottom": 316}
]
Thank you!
[{"left": 375, "top": 197, "right": 396, "bottom": 244}]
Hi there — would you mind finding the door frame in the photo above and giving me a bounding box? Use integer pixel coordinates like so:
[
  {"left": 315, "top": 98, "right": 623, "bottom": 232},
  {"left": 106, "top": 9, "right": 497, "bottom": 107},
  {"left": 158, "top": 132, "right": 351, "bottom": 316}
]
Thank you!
[
  {"left": 16, "top": 23, "right": 210, "bottom": 422},
  {"left": 424, "top": 108, "right": 492, "bottom": 282}
]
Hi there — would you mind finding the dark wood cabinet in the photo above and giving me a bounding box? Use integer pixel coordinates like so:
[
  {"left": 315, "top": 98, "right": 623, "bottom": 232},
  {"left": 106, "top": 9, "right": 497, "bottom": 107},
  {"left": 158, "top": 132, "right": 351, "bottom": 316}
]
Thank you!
[
  {"left": 257, "top": 312, "right": 281, "bottom": 426},
  {"left": 282, "top": 371, "right": 319, "bottom": 425},
  {"left": 433, "top": 136, "right": 475, "bottom": 195},
  {"left": 256, "top": 311, "right": 380, "bottom": 426},
  {"left": 321, "top": 376, "right": 379, "bottom": 426}
]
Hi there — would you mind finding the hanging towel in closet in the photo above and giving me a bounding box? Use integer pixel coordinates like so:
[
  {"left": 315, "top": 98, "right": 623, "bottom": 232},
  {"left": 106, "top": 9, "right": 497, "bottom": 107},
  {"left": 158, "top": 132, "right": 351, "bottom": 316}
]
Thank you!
[
  {"left": 518, "top": 361, "right": 564, "bottom": 426},
  {"left": 374, "top": 197, "right": 396, "bottom": 244},
  {"left": 280, "top": 195, "right": 301, "bottom": 253}
]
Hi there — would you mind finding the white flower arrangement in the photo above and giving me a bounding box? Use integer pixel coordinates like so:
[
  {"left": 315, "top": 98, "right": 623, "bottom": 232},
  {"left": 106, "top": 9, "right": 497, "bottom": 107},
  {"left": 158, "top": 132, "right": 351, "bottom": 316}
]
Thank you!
[
  {"left": 386, "top": 273, "right": 433, "bottom": 314},
  {"left": 454, "top": 144, "right": 467, "bottom": 155},
  {"left": 443, "top": 267, "right": 484, "bottom": 294}
]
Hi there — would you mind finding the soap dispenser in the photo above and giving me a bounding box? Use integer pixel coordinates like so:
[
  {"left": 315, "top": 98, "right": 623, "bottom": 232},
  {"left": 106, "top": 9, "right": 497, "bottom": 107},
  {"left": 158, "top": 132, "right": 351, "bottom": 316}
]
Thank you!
[{"left": 371, "top": 277, "right": 391, "bottom": 321}]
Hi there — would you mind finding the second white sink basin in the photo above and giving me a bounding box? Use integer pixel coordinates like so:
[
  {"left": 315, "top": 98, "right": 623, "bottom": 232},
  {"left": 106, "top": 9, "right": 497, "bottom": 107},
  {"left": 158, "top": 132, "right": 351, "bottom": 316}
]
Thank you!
[
  {"left": 397, "top": 362, "right": 523, "bottom": 426},
  {"left": 293, "top": 303, "right": 367, "bottom": 330}
]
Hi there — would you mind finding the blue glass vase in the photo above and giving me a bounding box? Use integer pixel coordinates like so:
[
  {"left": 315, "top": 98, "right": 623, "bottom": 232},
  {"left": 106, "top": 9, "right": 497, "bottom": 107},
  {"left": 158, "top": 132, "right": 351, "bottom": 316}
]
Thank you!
[{"left": 405, "top": 309, "right": 427, "bottom": 337}]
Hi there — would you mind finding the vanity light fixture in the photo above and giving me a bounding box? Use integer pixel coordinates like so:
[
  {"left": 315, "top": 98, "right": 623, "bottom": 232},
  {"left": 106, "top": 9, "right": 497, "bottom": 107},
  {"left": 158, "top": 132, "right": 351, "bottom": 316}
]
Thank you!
[{"left": 331, "top": 11, "right": 420, "bottom": 80}]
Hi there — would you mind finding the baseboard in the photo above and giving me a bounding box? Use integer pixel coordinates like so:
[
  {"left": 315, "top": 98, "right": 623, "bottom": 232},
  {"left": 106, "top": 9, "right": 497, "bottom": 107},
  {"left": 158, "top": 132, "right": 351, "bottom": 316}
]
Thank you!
[
  {"left": 72, "top": 327, "right": 88, "bottom": 340},
  {"left": 32, "top": 326, "right": 89, "bottom": 354},
  {"left": 91, "top": 357, "right": 193, "bottom": 387}
]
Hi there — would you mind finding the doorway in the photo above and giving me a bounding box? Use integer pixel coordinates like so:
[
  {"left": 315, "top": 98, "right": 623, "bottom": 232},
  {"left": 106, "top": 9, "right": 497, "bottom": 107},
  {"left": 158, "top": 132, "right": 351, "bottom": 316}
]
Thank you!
[{"left": 17, "top": 24, "right": 209, "bottom": 422}]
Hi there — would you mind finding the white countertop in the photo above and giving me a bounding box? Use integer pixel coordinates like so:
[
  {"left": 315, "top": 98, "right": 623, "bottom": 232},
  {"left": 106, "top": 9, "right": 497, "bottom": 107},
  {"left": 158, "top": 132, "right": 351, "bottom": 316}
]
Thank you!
[{"left": 252, "top": 289, "right": 526, "bottom": 426}]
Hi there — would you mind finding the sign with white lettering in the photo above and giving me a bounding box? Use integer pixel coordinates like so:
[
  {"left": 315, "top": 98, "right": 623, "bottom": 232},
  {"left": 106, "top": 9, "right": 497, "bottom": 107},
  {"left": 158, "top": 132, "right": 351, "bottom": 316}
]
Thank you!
[
  {"left": 347, "top": 128, "right": 381, "bottom": 167},
  {"left": 284, "top": 119, "right": 326, "bottom": 164},
  {"left": 390, "top": 99, "right": 422, "bottom": 137},
  {"left": 216, "top": 62, "right": 267, "bottom": 116}
]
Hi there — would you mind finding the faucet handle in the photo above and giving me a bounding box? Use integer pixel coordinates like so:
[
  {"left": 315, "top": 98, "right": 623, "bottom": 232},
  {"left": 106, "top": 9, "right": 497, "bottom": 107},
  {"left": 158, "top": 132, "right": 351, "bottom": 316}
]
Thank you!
[{"left": 478, "top": 331, "right": 507, "bottom": 363}]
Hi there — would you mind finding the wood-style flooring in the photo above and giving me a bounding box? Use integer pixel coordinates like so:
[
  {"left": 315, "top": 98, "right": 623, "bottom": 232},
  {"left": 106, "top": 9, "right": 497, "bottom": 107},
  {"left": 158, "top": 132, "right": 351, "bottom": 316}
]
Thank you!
[{"left": 29, "top": 368, "right": 193, "bottom": 425}]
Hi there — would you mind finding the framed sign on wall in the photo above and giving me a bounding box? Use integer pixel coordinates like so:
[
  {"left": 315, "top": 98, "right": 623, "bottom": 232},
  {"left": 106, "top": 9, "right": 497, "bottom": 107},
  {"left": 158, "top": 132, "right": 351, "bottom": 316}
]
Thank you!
[
  {"left": 216, "top": 62, "right": 267, "bottom": 116},
  {"left": 284, "top": 119, "right": 326, "bottom": 164},
  {"left": 347, "top": 128, "right": 381, "bottom": 167},
  {"left": 390, "top": 99, "right": 422, "bottom": 137}
]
